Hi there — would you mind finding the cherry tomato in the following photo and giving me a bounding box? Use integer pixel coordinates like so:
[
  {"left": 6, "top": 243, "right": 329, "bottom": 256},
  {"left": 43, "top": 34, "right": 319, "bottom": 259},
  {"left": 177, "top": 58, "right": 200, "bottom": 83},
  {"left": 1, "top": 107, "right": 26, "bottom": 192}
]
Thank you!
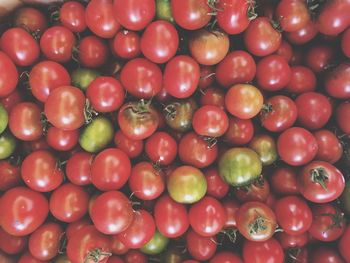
[
  {"left": 186, "top": 230, "right": 217, "bottom": 261},
  {"left": 0, "top": 51, "right": 18, "bottom": 98},
  {"left": 339, "top": 224, "right": 350, "bottom": 262},
  {"left": 66, "top": 218, "right": 91, "bottom": 240},
  {"left": 305, "top": 44, "right": 334, "bottom": 73},
  {"left": 124, "top": 250, "right": 147, "bottom": 263},
  {"left": 78, "top": 36, "right": 108, "bottom": 68},
  {"left": 325, "top": 63, "right": 350, "bottom": 99},
  {"left": 14, "top": 7, "right": 48, "bottom": 33},
  {"left": 200, "top": 87, "right": 225, "bottom": 110},
  {"left": 243, "top": 238, "right": 284, "bottom": 263},
  {"left": 276, "top": 0, "right": 310, "bottom": 32},
  {"left": 234, "top": 177, "right": 270, "bottom": 202},
  {"left": 199, "top": 65, "right": 216, "bottom": 89},
  {"left": 285, "top": 20, "right": 318, "bottom": 45},
  {"left": 314, "top": 129, "right": 343, "bottom": 164},
  {"left": 18, "top": 252, "right": 49, "bottom": 263},
  {"left": 46, "top": 126, "right": 78, "bottom": 151},
  {"left": 222, "top": 198, "right": 239, "bottom": 228},
  {"left": 277, "top": 232, "right": 308, "bottom": 249},
  {"left": 270, "top": 166, "right": 299, "bottom": 195},
  {"left": 336, "top": 101, "right": 350, "bottom": 134},
  {"left": 285, "top": 66, "right": 316, "bottom": 94},
  {"left": 145, "top": 131, "right": 177, "bottom": 165},
  {"left": 0, "top": 227, "right": 27, "bottom": 255},
  {"left": 0, "top": 160, "right": 21, "bottom": 191},
  {"left": 114, "top": 130, "right": 144, "bottom": 159},
  {"left": 60, "top": 1, "right": 87, "bottom": 33},
  {"left": 210, "top": 251, "right": 243, "bottom": 263},
  {"left": 224, "top": 117, "right": 254, "bottom": 145},
  {"left": 111, "top": 30, "right": 141, "bottom": 59},
  {"left": 205, "top": 168, "right": 229, "bottom": 199},
  {"left": 342, "top": 27, "right": 350, "bottom": 58},
  {"left": 311, "top": 246, "right": 345, "bottom": 263},
  {"left": 110, "top": 235, "right": 129, "bottom": 255}
]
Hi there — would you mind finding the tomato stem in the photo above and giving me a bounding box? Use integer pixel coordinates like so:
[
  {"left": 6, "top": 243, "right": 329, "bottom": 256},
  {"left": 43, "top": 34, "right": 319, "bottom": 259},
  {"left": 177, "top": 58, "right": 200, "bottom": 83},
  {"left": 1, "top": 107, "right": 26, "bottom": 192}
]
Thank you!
[
  {"left": 310, "top": 167, "right": 329, "bottom": 191},
  {"left": 84, "top": 248, "right": 112, "bottom": 263}
]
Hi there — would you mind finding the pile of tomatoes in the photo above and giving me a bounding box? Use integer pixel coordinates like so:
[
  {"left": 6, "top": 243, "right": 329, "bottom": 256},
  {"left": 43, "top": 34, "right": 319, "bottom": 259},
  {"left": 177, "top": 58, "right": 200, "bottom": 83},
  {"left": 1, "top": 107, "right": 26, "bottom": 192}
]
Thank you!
[{"left": 1, "top": 0, "right": 350, "bottom": 262}]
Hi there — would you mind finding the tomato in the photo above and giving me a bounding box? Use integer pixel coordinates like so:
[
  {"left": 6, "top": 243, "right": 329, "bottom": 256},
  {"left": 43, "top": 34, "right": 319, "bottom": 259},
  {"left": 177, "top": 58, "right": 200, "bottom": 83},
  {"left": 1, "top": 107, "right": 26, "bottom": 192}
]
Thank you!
[
  {"left": 124, "top": 250, "right": 147, "bottom": 263},
  {"left": 0, "top": 159, "right": 21, "bottom": 191},
  {"left": 189, "top": 29, "right": 229, "bottom": 65},
  {"left": 285, "top": 20, "right": 318, "bottom": 45},
  {"left": 60, "top": 1, "right": 86, "bottom": 33},
  {"left": 18, "top": 252, "right": 49, "bottom": 263},
  {"left": 305, "top": 44, "right": 334, "bottom": 73},
  {"left": 40, "top": 26, "right": 76, "bottom": 63},
  {"left": 154, "top": 194, "right": 189, "bottom": 238},
  {"left": 309, "top": 204, "right": 345, "bottom": 242},
  {"left": 225, "top": 84, "right": 263, "bottom": 119},
  {"left": 219, "top": 147, "right": 262, "bottom": 187},
  {"left": 114, "top": 130, "right": 143, "bottom": 158},
  {"left": 66, "top": 218, "right": 91, "bottom": 240},
  {"left": 317, "top": 0, "right": 350, "bottom": 36},
  {"left": 249, "top": 134, "right": 278, "bottom": 166},
  {"left": 243, "top": 238, "right": 284, "bottom": 263},
  {"left": 145, "top": 132, "right": 177, "bottom": 165},
  {"left": 21, "top": 150, "right": 63, "bottom": 192},
  {"left": 106, "top": 256, "right": 124, "bottom": 263},
  {"left": 118, "top": 100, "right": 159, "bottom": 140},
  {"left": 270, "top": 166, "right": 299, "bottom": 195},
  {"left": 215, "top": 50, "right": 256, "bottom": 87},
  {"left": 29, "top": 60, "right": 71, "bottom": 103},
  {"left": 113, "top": 0, "right": 155, "bottom": 31},
  {"left": 0, "top": 51, "right": 18, "bottom": 98},
  {"left": 0, "top": 90, "right": 23, "bottom": 114},
  {"left": 71, "top": 68, "right": 100, "bottom": 91},
  {"left": 234, "top": 177, "right": 270, "bottom": 202},
  {"left": 336, "top": 101, "right": 350, "bottom": 134},
  {"left": 171, "top": 0, "right": 211, "bottom": 30},
  {"left": 276, "top": 0, "right": 310, "bottom": 32},
  {"left": 164, "top": 98, "right": 198, "bottom": 132},
  {"left": 311, "top": 247, "right": 345, "bottom": 263},
  {"left": 244, "top": 17, "right": 281, "bottom": 57},
  {"left": 78, "top": 36, "right": 108, "bottom": 68},
  {"left": 14, "top": 7, "right": 47, "bottom": 33},
  {"left": 90, "top": 191, "right": 134, "bottom": 235},
  {"left": 325, "top": 63, "right": 350, "bottom": 99},
  {"left": 314, "top": 130, "right": 343, "bottom": 164},
  {"left": 199, "top": 65, "right": 215, "bottom": 89},
  {"left": 0, "top": 227, "right": 27, "bottom": 255},
  {"left": 110, "top": 235, "right": 129, "bottom": 255},
  {"left": 65, "top": 152, "right": 92, "bottom": 185},
  {"left": 28, "top": 223, "right": 63, "bottom": 261},
  {"left": 200, "top": 87, "right": 225, "bottom": 110},
  {"left": 189, "top": 196, "right": 226, "bottom": 237},
  {"left": 275, "top": 195, "right": 312, "bottom": 235},
  {"left": 91, "top": 148, "right": 131, "bottom": 191},
  {"left": 186, "top": 230, "right": 217, "bottom": 261},
  {"left": 9, "top": 102, "right": 43, "bottom": 141},
  {"left": 117, "top": 210, "right": 155, "bottom": 249},
  {"left": 224, "top": 117, "right": 254, "bottom": 145},
  {"left": 141, "top": 20, "right": 179, "bottom": 64},
  {"left": 237, "top": 201, "right": 277, "bottom": 242},
  {"left": 67, "top": 225, "right": 111, "bottom": 263},
  {"left": 111, "top": 30, "right": 141, "bottom": 59},
  {"left": 339, "top": 224, "right": 350, "bottom": 262},
  {"left": 342, "top": 27, "right": 350, "bottom": 58},
  {"left": 45, "top": 86, "right": 85, "bottom": 131},
  {"left": 156, "top": 0, "right": 174, "bottom": 23},
  {"left": 120, "top": 58, "right": 162, "bottom": 99},
  {"left": 167, "top": 165, "right": 207, "bottom": 204},
  {"left": 50, "top": 183, "right": 89, "bottom": 223},
  {"left": 46, "top": 126, "right": 78, "bottom": 151},
  {"left": 204, "top": 168, "right": 229, "bottom": 199},
  {"left": 141, "top": 230, "right": 169, "bottom": 255},
  {"left": 0, "top": 187, "right": 48, "bottom": 236},
  {"left": 85, "top": 0, "right": 120, "bottom": 38},
  {"left": 277, "top": 127, "right": 318, "bottom": 166},
  {"left": 277, "top": 232, "right": 308, "bottom": 249},
  {"left": 210, "top": 251, "right": 242, "bottom": 263},
  {"left": 164, "top": 55, "right": 200, "bottom": 98},
  {"left": 298, "top": 161, "right": 345, "bottom": 203},
  {"left": 0, "top": 132, "right": 16, "bottom": 160},
  {"left": 285, "top": 66, "right": 316, "bottom": 94}
]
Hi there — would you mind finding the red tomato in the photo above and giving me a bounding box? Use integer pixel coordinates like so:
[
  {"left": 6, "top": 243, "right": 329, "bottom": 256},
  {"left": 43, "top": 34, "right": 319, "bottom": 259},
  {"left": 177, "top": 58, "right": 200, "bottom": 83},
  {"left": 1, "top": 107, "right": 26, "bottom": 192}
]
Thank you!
[
  {"left": 222, "top": 198, "right": 239, "bottom": 228},
  {"left": 277, "top": 127, "right": 318, "bottom": 166},
  {"left": 60, "top": 1, "right": 87, "bottom": 32},
  {"left": 141, "top": 20, "right": 179, "bottom": 64},
  {"left": 234, "top": 177, "right": 270, "bottom": 202},
  {"left": 0, "top": 160, "right": 21, "bottom": 191},
  {"left": 145, "top": 131, "right": 177, "bottom": 166},
  {"left": 275, "top": 195, "right": 312, "bottom": 235},
  {"left": 200, "top": 87, "right": 225, "bottom": 110},
  {"left": 85, "top": 0, "right": 120, "bottom": 38},
  {"left": 186, "top": 229, "right": 217, "bottom": 261},
  {"left": 0, "top": 187, "right": 48, "bottom": 236},
  {"left": 311, "top": 247, "right": 345, "bottom": 263},
  {"left": 49, "top": 183, "right": 89, "bottom": 223},
  {"left": 325, "top": 63, "right": 350, "bottom": 99},
  {"left": 113, "top": 0, "right": 155, "bottom": 31},
  {"left": 342, "top": 27, "right": 350, "bottom": 58},
  {"left": 205, "top": 168, "right": 229, "bottom": 199},
  {"left": 9, "top": 102, "right": 43, "bottom": 141},
  {"left": 66, "top": 218, "right": 91, "bottom": 240},
  {"left": 111, "top": 30, "right": 141, "bottom": 59},
  {"left": 199, "top": 66, "right": 216, "bottom": 89},
  {"left": 91, "top": 148, "right": 131, "bottom": 191},
  {"left": 44, "top": 86, "right": 85, "bottom": 131},
  {"left": 29, "top": 60, "right": 71, "bottom": 102},
  {"left": 0, "top": 27, "right": 39, "bottom": 66},
  {"left": 90, "top": 191, "right": 134, "bottom": 235},
  {"left": 164, "top": 55, "right": 200, "bottom": 99},
  {"left": 21, "top": 150, "right": 64, "bottom": 192},
  {"left": 110, "top": 235, "right": 129, "bottom": 255},
  {"left": 314, "top": 130, "right": 343, "bottom": 164},
  {"left": 46, "top": 126, "right": 78, "bottom": 151},
  {"left": 123, "top": 250, "right": 147, "bottom": 263},
  {"left": 285, "top": 66, "right": 316, "bottom": 94},
  {"left": 270, "top": 166, "right": 299, "bottom": 195},
  {"left": 339, "top": 224, "right": 350, "bottom": 262},
  {"left": 274, "top": 40, "right": 293, "bottom": 62},
  {"left": 14, "top": 7, "right": 48, "bottom": 33},
  {"left": 243, "top": 238, "right": 284, "bottom": 263},
  {"left": 0, "top": 227, "right": 27, "bottom": 255},
  {"left": 305, "top": 44, "right": 334, "bottom": 73},
  {"left": 120, "top": 58, "right": 162, "bottom": 99},
  {"left": 277, "top": 232, "right": 308, "bottom": 249},
  {"left": 114, "top": 130, "right": 143, "bottom": 158},
  {"left": 275, "top": 0, "right": 310, "bottom": 32},
  {"left": 0, "top": 90, "right": 23, "bottom": 113},
  {"left": 298, "top": 161, "right": 345, "bottom": 203},
  {"left": 78, "top": 36, "right": 108, "bottom": 68},
  {"left": 18, "top": 252, "right": 49, "bottom": 263},
  {"left": 210, "top": 251, "right": 243, "bottom": 263},
  {"left": 285, "top": 20, "right": 318, "bottom": 45},
  {"left": 224, "top": 117, "right": 254, "bottom": 145},
  {"left": 28, "top": 223, "right": 63, "bottom": 261},
  {"left": 336, "top": 101, "right": 350, "bottom": 134},
  {"left": 0, "top": 51, "right": 18, "bottom": 98},
  {"left": 171, "top": 0, "right": 211, "bottom": 30},
  {"left": 66, "top": 151, "right": 93, "bottom": 185}
]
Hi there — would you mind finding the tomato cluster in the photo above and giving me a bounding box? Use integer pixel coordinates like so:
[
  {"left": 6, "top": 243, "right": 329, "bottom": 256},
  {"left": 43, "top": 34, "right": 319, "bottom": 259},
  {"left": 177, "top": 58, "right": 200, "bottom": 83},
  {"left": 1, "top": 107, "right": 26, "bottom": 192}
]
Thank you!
[{"left": 0, "top": 0, "right": 350, "bottom": 262}]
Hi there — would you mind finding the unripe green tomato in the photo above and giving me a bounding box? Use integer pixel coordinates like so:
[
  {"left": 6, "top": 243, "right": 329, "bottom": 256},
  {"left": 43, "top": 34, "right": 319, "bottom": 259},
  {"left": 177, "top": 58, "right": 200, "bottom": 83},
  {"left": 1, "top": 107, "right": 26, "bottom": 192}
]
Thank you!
[{"left": 0, "top": 132, "right": 16, "bottom": 159}]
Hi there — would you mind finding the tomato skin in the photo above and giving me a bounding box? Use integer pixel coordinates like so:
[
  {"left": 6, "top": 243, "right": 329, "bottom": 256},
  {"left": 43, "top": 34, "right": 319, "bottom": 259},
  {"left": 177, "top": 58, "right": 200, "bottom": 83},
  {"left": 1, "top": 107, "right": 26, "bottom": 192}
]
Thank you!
[
  {"left": 200, "top": 87, "right": 225, "bottom": 110},
  {"left": 86, "top": 77, "right": 124, "bottom": 113},
  {"left": 28, "top": 223, "right": 63, "bottom": 261},
  {"left": 18, "top": 252, "right": 49, "bottom": 263},
  {"left": 113, "top": 0, "right": 155, "bottom": 31},
  {"left": 110, "top": 235, "right": 129, "bottom": 255},
  {"left": 270, "top": 166, "right": 299, "bottom": 195},
  {"left": 275, "top": 196, "right": 312, "bottom": 235},
  {"left": 276, "top": 0, "right": 310, "bottom": 32},
  {"left": 314, "top": 130, "right": 343, "bottom": 164},
  {"left": 342, "top": 27, "right": 350, "bottom": 58},
  {"left": 0, "top": 160, "right": 21, "bottom": 191},
  {"left": 285, "top": 66, "right": 316, "bottom": 94},
  {"left": 120, "top": 58, "right": 162, "bottom": 99},
  {"left": 277, "top": 232, "right": 308, "bottom": 249},
  {"left": 124, "top": 250, "right": 147, "bottom": 263},
  {"left": 205, "top": 168, "right": 229, "bottom": 199},
  {"left": 243, "top": 238, "right": 284, "bottom": 263},
  {"left": 21, "top": 150, "right": 64, "bottom": 192},
  {"left": 0, "top": 187, "right": 48, "bottom": 236},
  {"left": 171, "top": 0, "right": 211, "bottom": 30},
  {"left": 9, "top": 102, "right": 43, "bottom": 141},
  {"left": 298, "top": 161, "right": 345, "bottom": 203},
  {"left": 186, "top": 230, "right": 217, "bottom": 261},
  {"left": 145, "top": 131, "right": 177, "bottom": 165},
  {"left": 29, "top": 60, "right": 71, "bottom": 103},
  {"left": 277, "top": 127, "right": 318, "bottom": 166},
  {"left": 0, "top": 27, "right": 39, "bottom": 66},
  {"left": 285, "top": 20, "right": 318, "bottom": 45},
  {"left": 40, "top": 26, "right": 76, "bottom": 63},
  {"left": 46, "top": 126, "right": 78, "bottom": 151},
  {"left": 336, "top": 101, "right": 350, "bottom": 134},
  {"left": 60, "top": 1, "right": 87, "bottom": 33},
  {"left": 325, "top": 63, "right": 350, "bottom": 99},
  {"left": 224, "top": 117, "right": 254, "bottom": 145},
  {"left": 114, "top": 130, "right": 143, "bottom": 159},
  {"left": 91, "top": 148, "right": 131, "bottom": 191},
  {"left": 45, "top": 86, "right": 85, "bottom": 131},
  {"left": 164, "top": 55, "right": 200, "bottom": 99},
  {"left": 210, "top": 251, "right": 242, "bottom": 263},
  {"left": 244, "top": 17, "right": 282, "bottom": 57},
  {"left": 234, "top": 177, "right": 270, "bottom": 202},
  {"left": 78, "top": 36, "right": 108, "bottom": 68},
  {"left": 111, "top": 30, "right": 141, "bottom": 59},
  {"left": 49, "top": 183, "right": 89, "bottom": 223},
  {"left": 66, "top": 218, "right": 91, "bottom": 240},
  {"left": 0, "top": 51, "right": 18, "bottom": 98},
  {"left": 141, "top": 20, "right": 179, "bottom": 64},
  {"left": 90, "top": 191, "right": 134, "bottom": 235},
  {"left": 225, "top": 84, "right": 263, "bottom": 119},
  {"left": 339, "top": 224, "right": 350, "bottom": 262},
  {"left": 85, "top": 0, "right": 120, "bottom": 38},
  {"left": 0, "top": 227, "right": 27, "bottom": 255},
  {"left": 311, "top": 247, "right": 345, "bottom": 263},
  {"left": 14, "top": 7, "right": 48, "bottom": 33}
]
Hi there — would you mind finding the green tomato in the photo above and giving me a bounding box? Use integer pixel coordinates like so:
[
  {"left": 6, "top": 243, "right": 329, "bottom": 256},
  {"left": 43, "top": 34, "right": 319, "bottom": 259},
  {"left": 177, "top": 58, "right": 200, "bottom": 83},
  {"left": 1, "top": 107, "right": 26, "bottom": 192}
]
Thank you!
[
  {"left": 0, "top": 104, "right": 8, "bottom": 134},
  {"left": 167, "top": 165, "right": 207, "bottom": 204},
  {"left": 156, "top": 0, "right": 174, "bottom": 23},
  {"left": 79, "top": 117, "right": 114, "bottom": 153},
  {"left": 71, "top": 68, "right": 100, "bottom": 91},
  {"left": 249, "top": 134, "right": 278, "bottom": 166},
  {"left": 141, "top": 230, "right": 169, "bottom": 255},
  {"left": 219, "top": 147, "right": 262, "bottom": 187},
  {"left": 0, "top": 132, "right": 16, "bottom": 159}
]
